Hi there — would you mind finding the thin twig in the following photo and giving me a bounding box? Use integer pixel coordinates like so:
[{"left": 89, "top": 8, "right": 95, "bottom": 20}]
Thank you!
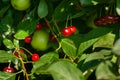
[
  {"left": 19, "top": 57, "right": 29, "bottom": 80},
  {"left": 44, "top": 18, "right": 61, "bottom": 51}
]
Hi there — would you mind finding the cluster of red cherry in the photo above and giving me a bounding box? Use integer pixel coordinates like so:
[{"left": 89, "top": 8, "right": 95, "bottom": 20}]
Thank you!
[
  {"left": 94, "top": 14, "right": 120, "bottom": 26},
  {"left": 61, "top": 25, "right": 77, "bottom": 36},
  {"left": 24, "top": 23, "right": 56, "bottom": 44},
  {"left": 14, "top": 49, "right": 40, "bottom": 62},
  {"left": 24, "top": 23, "right": 42, "bottom": 44},
  {"left": 3, "top": 49, "right": 40, "bottom": 73},
  {"left": 3, "top": 24, "right": 43, "bottom": 73}
]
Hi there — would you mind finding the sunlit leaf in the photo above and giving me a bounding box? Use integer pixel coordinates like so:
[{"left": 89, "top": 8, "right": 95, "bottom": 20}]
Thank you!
[
  {"left": 116, "top": 0, "right": 120, "bottom": 15},
  {"left": 112, "top": 39, "right": 120, "bottom": 56},
  {"left": 0, "top": 71, "right": 16, "bottom": 80},
  {"left": 3, "top": 38, "right": 14, "bottom": 49},
  {"left": 93, "top": 32, "right": 115, "bottom": 49},
  {"left": 0, "top": 50, "right": 15, "bottom": 63},
  {"left": 61, "top": 38, "right": 77, "bottom": 57},
  {"left": 48, "top": 60, "right": 85, "bottom": 80},
  {"left": 78, "top": 27, "right": 112, "bottom": 55},
  {"left": 14, "top": 30, "right": 29, "bottom": 40},
  {"left": 31, "top": 51, "right": 59, "bottom": 74},
  {"left": 14, "top": 19, "right": 38, "bottom": 39},
  {"left": 96, "top": 61, "right": 117, "bottom": 80}
]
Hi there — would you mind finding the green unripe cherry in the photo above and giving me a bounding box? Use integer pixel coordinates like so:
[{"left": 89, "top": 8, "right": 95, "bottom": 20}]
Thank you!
[{"left": 31, "top": 30, "right": 49, "bottom": 51}]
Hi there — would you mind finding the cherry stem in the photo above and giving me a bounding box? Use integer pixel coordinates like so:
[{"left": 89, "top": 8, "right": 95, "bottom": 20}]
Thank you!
[
  {"left": 113, "top": 2, "right": 116, "bottom": 15},
  {"left": 68, "top": 56, "right": 75, "bottom": 62},
  {"left": 23, "top": 61, "right": 33, "bottom": 64},
  {"left": 20, "top": 47, "right": 32, "bottom": 55},
  {"left": 8, "top": 61, "right": 11, "bottom": 68},
  {"left": 70, "top": 15, "right": 73, "bottom": 26},
  {"left": 64, "top": 54, "right": 67, "bottom": 59},
  {"left": 65, "top": 15, "right": 69, "bottom": 28},
  {"left": 19, "top": 57, "right": 29, "bottom": 80},
  {"left": 53, "top": 21, "right": 61, "bottom": 36},
  {"left": 15, "top": 70, "right": 23, "bottom": 74},
  {"left": 44, "top": 18, "right": 61, "bottom": 52}
]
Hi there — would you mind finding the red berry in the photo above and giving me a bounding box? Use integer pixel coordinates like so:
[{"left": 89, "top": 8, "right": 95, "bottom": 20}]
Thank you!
[
  {"left": 24, "top": 36, "right": 32, "bottom": 43},
  {"left": 94, "top": 14, "right": 119, "bottom": 26},
  {"left": 18, "top": 49, "right": 24, "bottom": 53},
  {"left": 69, "top": 25, "right": 77, "bottom": 34},
  {"left": 49, "top": 35, "right": 56, "bottom": 42},
  {"left": 94, "top": 17, "right": 107, "bottom": 26},
  {"left": 61, "top": 27, "right": 72, "bottom": 36},
  {"left": 3, "top": 67, "right": 14, "bottom": 73},
  {"left": 32, "top": 53, "right": 40, "bottom": 62},
  {"left": 14, "top": 49, "right": 24, "bottom": 57},
  {"left": 103, "top": 14, "right": 115, "bottom": 24},
  {"left": 36, "top": 23, "right": 42, "bottom": 30}
]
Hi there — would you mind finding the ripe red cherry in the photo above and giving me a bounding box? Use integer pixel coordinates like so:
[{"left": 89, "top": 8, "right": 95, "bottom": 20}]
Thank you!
[
  {"left": 105, "top": 14, "right": 116, "bottom": 24},
  {"left": 36, "top": 23, "right": 42, "bottom": 30},
  {"left": 3, "top": 67, "right": 14, "bottom": 73},
  {"left": 69, "top": 25, "right": 77, "bottom": 34},
  {"left": 61, "top": 27, "right": 72, "bottom": 36},
  {"left": 14, "top": 49, "right": 24, "bottom": 57},
  {"left": 24, "top": 35, "right": 32, "bottom": 43},
  {"left": 94, "top": 17, "right": 107, "bottom": 26},
  {"left": 31, "top": 53, "right": 40, "bottom": 62}
]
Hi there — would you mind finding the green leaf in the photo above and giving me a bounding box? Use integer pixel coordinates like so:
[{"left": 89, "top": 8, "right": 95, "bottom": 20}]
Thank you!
[
  {"left": 78, "top": 50, "right": 111, "bottom": 72},
  {"left": 52, "top": 0, "right": 71, "bottom": 21},
  {"left": 79, "top": 0, "right": 108, "bottom": 6},
  {"left": 0, "top": 5, "right": 10, "bottom": 17},
  {"left": 93, "top": 32, "right": 115, "bottom": 49},
  {"left": 13, "top": 39, "right": 19, "bottom": 49},
  {"left": 14, "top": 30, "right": 29, "bottom": 40},
  {"left": 61, "top": 38, "right": 77, "bottom": 57},
  {"left": 95, "top": 61, "right": 116, "bottom": 80},
  {"left": 112, "top": 39, "right": 120, "bottom": 56},
  {"left": 0, "top": 71, "right": 16, "bottom": 80},
  {"left": 14, "top": 19, "right": 38, "bottom": 40},
  {"left": 84, "top": 51, "right": 104, "bottom": 63},
  {"left": 116, "top": 0, "right": 120, "bottom": 15},
  {"left": 31, "top": 51, "right": 59, "bottom": 74},
  {"left": 48, "top": 60, "right": 85, "bottom": 80},
  {"left": 86, "top": 14, "right": 97, "bottom": 28},
  {"left": 78, "top": 51, "right": 103, "bottom": 72},
  {"left": 0, "top": 35, "right": 2, "bottom": 47},
  {"left": 78, "top": 27, "right": 112, "bottom": 55},
  {"left": 1, "top": 9, "right": 13, "bottom": 26},
  {"left": 78, "top": 38, "right": 99, "bottom": 55},
  {"left": 0, "top": 50, "right": 15, "bottom": 63},
  {"left": 70, "top": 10, "right": 85, "bottom": 19},
  {"left": 38, "top": 0, "right": 48, "bottom": 18},
  {"left": 3, "top": 38, "right": 14, "bottom": 49},
  {"left": 79, "top": 0, "right": 93, "bottom": 5}
]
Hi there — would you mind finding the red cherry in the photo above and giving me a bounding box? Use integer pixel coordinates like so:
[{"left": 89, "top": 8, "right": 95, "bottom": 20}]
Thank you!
[
  {"left": 36, "top": 23, "right": 42, "bottom": 30},
  {"left": 104, "top": 14, "right": 115, "bottom": 24},
  {"left": 3, "top": 67, "right": 14, "bottom": 73},
  {"left": 94, "top": 14, "right": 119, "bottom": 26},
  {"left": 69, "top": 25, "right": 77, "bottom": 33},
  {"left": 31, "top": 53, "right": 40, "bottom": 62},
  {"left": 24, "top": 36, "right": 32, "bottom": 43},
  {"left": 14, "top": 49, "right": 24, "bottom": 57},
  {"left": 61, "top": 27, "right": 72, "bottom": 36},
  {"left": 49, "top": 35, "right": 56, "bottom": 42},
  {"left": 18, "top": 49, "right": 24, "bottom": 53},
  {"left": 94, "top": 18, "right": 107, "bottom": 26}
]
